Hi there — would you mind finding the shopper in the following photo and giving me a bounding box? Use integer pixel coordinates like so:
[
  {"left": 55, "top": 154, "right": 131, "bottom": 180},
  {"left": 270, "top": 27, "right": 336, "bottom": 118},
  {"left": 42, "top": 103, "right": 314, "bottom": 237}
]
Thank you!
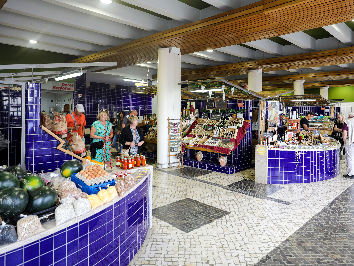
[
  {"left": 90, "top": 109, "right": 113, "bottom": 165},
  {"left": 112, "top": 111, "right": 125, "bottom": 155},
  {"left": 332, "top": 113, "right": 345, "bottom": 156},
  {"left": 300, "top": 111, "right": 315, "bottom": 130},
  {"left": 122, "top": 110, "right": 138, "bottom": 128},
  {"left": 66, "top": 104, "right": 86, "bottom": 140},
  {"left": 342, "top": 112, "right": 354, "bottom": 178},
  {"left": 120, "top": 116, "right": 144, "bottom": 155}
]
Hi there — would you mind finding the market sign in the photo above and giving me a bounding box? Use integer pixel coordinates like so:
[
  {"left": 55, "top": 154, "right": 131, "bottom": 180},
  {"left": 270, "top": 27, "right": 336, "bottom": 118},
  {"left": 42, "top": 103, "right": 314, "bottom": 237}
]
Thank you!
[{"left": 42, "top": 81, "right": 74, "bottom": 91}]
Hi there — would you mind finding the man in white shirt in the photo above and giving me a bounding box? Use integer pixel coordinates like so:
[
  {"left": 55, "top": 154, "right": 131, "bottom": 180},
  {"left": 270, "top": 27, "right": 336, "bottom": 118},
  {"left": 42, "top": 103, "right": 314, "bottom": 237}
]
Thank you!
[{"left": 342, "top": 112, "right": 354, "bottom": 178}]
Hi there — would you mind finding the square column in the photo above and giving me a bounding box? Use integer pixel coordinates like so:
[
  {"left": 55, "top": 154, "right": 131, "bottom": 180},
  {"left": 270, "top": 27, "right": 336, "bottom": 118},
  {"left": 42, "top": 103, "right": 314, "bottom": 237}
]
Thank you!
[{"left": 157, "top": 47, "right": 181, "bottom": 168}]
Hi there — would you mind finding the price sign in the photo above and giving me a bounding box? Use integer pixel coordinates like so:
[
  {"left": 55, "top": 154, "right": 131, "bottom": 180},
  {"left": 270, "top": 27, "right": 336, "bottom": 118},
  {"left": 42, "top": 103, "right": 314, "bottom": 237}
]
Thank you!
[
  {"left": 206, "top": 99, "right": 214, "bottom": 110},
  {"left": 215, "top": 99, "right": 227, "bottom": 109},
  {"left": 201, "top": 112, "right": 209, "bottom": 119},
  {"left": 222, "top": 139, "right": 231, "bottom": 143},
  {"left": 211, "top": 113, "right": 221, "bottom": 120}
]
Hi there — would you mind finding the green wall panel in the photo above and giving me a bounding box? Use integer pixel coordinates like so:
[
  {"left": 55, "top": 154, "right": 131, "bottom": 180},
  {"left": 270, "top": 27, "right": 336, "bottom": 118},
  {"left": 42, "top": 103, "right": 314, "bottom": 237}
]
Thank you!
[{"left": 328, "top": 86, "right": 354, "bottom": 102}]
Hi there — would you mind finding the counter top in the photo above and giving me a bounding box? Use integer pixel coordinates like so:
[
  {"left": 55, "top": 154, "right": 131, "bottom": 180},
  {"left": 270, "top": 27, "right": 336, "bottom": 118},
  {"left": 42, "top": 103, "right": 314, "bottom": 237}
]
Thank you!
[{"left": 0, "top": 165, "right": 153, "bottom": 255}]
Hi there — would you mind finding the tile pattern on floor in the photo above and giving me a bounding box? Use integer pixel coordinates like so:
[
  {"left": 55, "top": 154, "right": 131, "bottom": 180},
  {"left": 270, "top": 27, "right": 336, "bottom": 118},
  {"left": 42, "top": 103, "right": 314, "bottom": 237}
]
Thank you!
[
  {"left": 152, "top": 198, "right": 230, "bottom": 233},
  {"left": 168, "top": 166, "right": 212, "bottom": 178},
  {"left": 129, "top": 159, "right": 354, "bottom": 266},
  {"left": 228, "top": 179, "right": 283, "bottom": 197},
  {"left": 256, "top": 182, "right": 354, "bottom": 265}
]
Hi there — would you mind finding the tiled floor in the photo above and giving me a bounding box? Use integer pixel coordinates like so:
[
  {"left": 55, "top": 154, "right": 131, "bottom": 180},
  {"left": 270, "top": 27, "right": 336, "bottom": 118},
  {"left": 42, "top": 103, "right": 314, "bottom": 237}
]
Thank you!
[{"left": 129, "top": 159, "right": 354, "bottom": 266}]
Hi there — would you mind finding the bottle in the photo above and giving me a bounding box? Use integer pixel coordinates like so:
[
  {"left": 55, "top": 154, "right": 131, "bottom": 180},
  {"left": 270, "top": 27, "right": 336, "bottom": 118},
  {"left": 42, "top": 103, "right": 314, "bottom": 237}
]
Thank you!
[
  {"left": 128, "top": 157, "right": 133, "bottom": 169},
  {"left": 133, "top": 155, "right": 137, "bottom": 166},
  {"left": 123, "top": 157, "right": 128, "bottom": 170},
  {"left": 136, "top": 155, "right": 140, "bottom": 167},
  {"left": 142, "top": 156, "right": 146, "bottom": 166},
  {"left": 116, "top": 156, "right": 120, "bottom": 168}
]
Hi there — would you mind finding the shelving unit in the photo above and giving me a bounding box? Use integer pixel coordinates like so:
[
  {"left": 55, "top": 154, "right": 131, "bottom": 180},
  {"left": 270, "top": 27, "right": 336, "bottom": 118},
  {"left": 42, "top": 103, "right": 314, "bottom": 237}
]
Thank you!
[
  {"left": 308, "top": 121, "right": 334, "bottom": 135},
  {"left": 167, "top": 118, "right": 182, "bottom": 168}
]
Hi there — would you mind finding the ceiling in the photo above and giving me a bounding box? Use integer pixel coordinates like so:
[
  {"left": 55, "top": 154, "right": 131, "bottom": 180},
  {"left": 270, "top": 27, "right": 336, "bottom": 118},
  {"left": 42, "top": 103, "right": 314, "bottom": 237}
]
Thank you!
[{"left": 1, "top": 0, "right": 354, "bottom": 90}]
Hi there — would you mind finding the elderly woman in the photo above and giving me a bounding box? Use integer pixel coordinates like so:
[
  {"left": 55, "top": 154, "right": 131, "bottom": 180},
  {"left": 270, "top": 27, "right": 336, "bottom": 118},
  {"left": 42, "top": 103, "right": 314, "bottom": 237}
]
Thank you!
[
  {"left": 90, "top": 109, "right": 113, "bottom": 164},
  {"left": 119, "top": 116, "right": 144, "bottom": 155}
]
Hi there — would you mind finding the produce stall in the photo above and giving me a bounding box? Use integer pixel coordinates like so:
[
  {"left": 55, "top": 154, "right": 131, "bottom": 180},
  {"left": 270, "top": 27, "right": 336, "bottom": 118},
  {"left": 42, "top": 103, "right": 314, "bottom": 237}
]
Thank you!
[
  {"left": 0, "top": 160, "right": 153, "bottom": 266},
  {"left": 255, "top": 131, "right": 340, "bottom": 184}
]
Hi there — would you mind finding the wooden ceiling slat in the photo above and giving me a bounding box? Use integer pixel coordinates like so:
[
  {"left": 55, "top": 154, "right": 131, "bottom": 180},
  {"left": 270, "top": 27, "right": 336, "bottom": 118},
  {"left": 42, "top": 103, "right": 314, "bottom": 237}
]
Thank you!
[{"left": 72, "top": 0, "right": 354, "bottom": 73}]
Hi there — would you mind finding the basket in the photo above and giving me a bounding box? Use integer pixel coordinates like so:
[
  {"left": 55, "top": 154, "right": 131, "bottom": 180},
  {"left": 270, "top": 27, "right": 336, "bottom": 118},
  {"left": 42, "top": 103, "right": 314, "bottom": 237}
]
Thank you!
[{"left": 71, "top": 173, "right": 116, "bottom": 195}]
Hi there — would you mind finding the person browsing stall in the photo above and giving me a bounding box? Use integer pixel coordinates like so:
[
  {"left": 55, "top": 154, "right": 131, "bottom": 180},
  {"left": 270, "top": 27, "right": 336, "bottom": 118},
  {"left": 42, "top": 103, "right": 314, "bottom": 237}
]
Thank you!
[
  {"left": 342, "top": 112, "right": 354, "bottom": 178},
  {"left": 90, "top": 109, "right": 113, "bottom": 165},
  {"left": 300, "top": 111, "right": 315, "bottom": 131},
  {"left": 122, "top": 110, "right": 138, "bottom": 128},
  {"left": 332, "top": 113, "right": 345, "bottom": 156},
  {"left": 66, "top": 104, "right": 86, "bottom": 139},
  {"left": 112, "top": 111, "right": 125, "bottom": 156},
  {"left": 119, "top": 116, "right": 144, "bottom": 155}
]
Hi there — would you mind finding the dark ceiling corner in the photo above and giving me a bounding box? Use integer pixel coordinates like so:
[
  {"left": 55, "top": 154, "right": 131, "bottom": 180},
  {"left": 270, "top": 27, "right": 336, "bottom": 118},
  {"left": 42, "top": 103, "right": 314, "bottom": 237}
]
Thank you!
[{"left": 0, "top": 0, "right": 7, "bottom": 9}]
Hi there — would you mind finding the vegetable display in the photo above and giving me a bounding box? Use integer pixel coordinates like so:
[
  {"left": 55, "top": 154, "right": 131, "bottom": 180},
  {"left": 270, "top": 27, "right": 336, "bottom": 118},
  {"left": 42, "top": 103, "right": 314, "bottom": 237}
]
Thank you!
[
  {"left": 60, "top": 160, "right": 83, "bottom": 178},
  {"left": 20, "top": 174, "right": 45, "bottom": 192},
  {"left": 0, "top": 187, "right": 29, "bottom": 218},
  {"left": 26, "top": 186, "right": 58, "bottom": 214},
  {"left": 0, "top": 172, "right": 20, "bottom": 191}
]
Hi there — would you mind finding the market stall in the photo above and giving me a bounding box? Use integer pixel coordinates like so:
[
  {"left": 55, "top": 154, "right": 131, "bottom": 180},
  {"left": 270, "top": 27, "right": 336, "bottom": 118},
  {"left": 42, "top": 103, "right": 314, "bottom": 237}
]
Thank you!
[
  {"left": 256, "top": 94, "right": 340, "bottom": 184},
  {"left": 0, "top": 161, "right": 153, "bottom": 266}
]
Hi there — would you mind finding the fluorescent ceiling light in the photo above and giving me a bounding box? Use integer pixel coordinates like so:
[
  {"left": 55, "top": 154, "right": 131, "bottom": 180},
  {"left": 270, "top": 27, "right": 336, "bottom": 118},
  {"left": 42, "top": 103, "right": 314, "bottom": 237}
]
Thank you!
[
  {"left": 147, "top": 61, "right": 152, "bottom": 64},
  {"left": 123, "top": 78, "right": 146, "bottom": 83},
  {"left": 206, "top": 49, "right": 213, "bottom": 52},
  {"left": 290, "top": 99, "right": 316, "bottom": 102},
  {"left": 29, "top": 40, "right": 37, "bottom": 44},
  {"left": 55, "top": 71, "right": 83, "bottom": 81},
  {"left": 100, "top": 0, "right": 112, "bottom": 4},
  {"left": 191, "top": 88, "right": 222, "bottom": 93}
]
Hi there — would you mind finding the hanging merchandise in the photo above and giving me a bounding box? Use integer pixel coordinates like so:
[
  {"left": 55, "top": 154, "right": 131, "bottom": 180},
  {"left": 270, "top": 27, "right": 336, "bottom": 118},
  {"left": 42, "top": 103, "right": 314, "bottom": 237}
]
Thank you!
[
  {"left": 201, "top": 85, "right": 205, "bottom": 93},
  {"left": 222, "top": 85, "right": 225, "bottom": 101},
  {"left": 231, "top": 87, "right": 235, "bottom": 96}
]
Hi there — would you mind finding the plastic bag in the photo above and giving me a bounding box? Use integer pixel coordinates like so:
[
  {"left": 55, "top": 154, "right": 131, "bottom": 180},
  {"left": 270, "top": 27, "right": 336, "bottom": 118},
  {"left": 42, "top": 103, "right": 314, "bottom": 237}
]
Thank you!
[
  {"left": 55, "top": 204, "right": 76, "bottom": 226},
  {"left": 107, "top": 186, "right": 118, "bottom": 201},
  {"left": 52, "top": 111, "right": 68, "bottom": 138},
  {"left": 60, "top": 196, "right": 76, "bottom": 205},
  {"left": 58, "top": 181, "right": 82, "bottom": 199},
  {"left": 115, "top": 180, "right": 127, "bottom": 197},
  {"left": 42, "top": 114, "right": 53, "bottom": 131},
  {"left": 73, "top": 198, "right": 91, "bottom": 217},
  {"left": 17, "top": 215, "right": 45, "bottom": 241},
  {"left": 97, "top": 189, "right": 110, "bottom": 204},
  {"left": 219, "top": 156, "right": 227, "bottom": 167},
  {"left": 68, "top": 132, "right": 86, "bottom": 157},
  {"left": 0, "top": 222, "right": 17, "bottom": 246},
  {"left": 51, "top": 175, "right": 67, "bottom": 190},
  {"left": 87, "top": 195, "right": 103, "bottom": 210}
]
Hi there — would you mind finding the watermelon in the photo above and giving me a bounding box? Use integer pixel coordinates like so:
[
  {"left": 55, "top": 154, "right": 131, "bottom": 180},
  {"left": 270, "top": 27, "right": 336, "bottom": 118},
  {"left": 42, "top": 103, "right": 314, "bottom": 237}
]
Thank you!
[
  {"left": 20, "top": 174, "right": 44, "bottom": 192},
  {"left": 0, "top": 187, "right": 29, "bottom": 218},
  {"left": 60, "top": 160, "right": 83, "bottom": 178},
  {"left": 4, "top": 166, "right": 29, "bottom": 179},
  {"left": 26, "top": 186, "right": 58, "bottom": 214},
  {"left": 0, "top": 171, "right": 20, "bottom": 191}
]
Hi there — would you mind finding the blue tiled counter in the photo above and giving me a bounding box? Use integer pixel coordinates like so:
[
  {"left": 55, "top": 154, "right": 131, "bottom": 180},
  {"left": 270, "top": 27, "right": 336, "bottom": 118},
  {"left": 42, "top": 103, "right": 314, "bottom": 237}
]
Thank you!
[
  {"left": 0, "top": 166, "right": 153, "bottom": 266},
  {"left": 255, "top": 145, "right": 340, "bottom": 184}
]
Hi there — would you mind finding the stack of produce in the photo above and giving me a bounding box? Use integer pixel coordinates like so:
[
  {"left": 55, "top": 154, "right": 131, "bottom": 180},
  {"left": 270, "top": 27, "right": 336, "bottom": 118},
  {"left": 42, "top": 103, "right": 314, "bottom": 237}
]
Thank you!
[{"left": 75, "top": 164, "right": 112, "bottom": 185}]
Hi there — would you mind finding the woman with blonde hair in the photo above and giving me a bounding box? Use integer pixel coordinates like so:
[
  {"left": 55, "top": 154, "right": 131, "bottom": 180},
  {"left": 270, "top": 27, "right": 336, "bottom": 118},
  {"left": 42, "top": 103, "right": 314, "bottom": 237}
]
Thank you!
[
  {"left": 120, "top": 116, "right": 144, "bottom": 155},
  {"left": 90, "top": 109, "right": 113, "bottom": 164}
]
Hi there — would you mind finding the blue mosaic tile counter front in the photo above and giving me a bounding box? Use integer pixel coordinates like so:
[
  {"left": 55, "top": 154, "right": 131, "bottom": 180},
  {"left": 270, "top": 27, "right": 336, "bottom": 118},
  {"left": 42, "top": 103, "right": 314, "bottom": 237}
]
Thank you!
[
  {"left": 0, "top": 172, "right": 152, "bottom": 266},
  {"left": 263, "top": 147, "right": 340, "bottom": 184}
]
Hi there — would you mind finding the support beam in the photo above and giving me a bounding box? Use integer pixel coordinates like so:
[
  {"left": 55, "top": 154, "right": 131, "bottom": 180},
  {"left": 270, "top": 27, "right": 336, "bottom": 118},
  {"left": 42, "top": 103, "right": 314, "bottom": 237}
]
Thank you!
[
  {"left": 120, "top": 0, "right": 200, "bottom": 22},
  {"left": 3, "top": 0, "right": 148, "bottom": 39},
  {"left": 216, "top": 45, "right": 256, "bottom": 59},
  {"left": 157, "top": 47, "right": 181, "bottom": 168},
  {"left": 323, "top": 23, "right": 354, "bottom": 45},
  {"left": 320, "top": 86, "right": 329, "bottom": 99},
  {"left": 280, "top": 32, "right": 316, "bottom": 50},
  {"left": 0, "top": 0, "right": 6, "bottom": 9},
  {"left": 248, "top": 69, "right": 262, "bottom": 93},
  {"left": 245, "top": 40, "right": 283, "bottom": 55},
  {"left": 293, "top": 80, "right": 305, "bottom": 95}
]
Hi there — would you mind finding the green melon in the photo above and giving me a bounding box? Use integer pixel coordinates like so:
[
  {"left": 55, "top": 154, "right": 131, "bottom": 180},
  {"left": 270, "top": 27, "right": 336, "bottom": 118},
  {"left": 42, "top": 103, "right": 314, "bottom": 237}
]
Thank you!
[
  {"left": 26, "top": 186, "right": 58, "bottom": 214},
  {"left": 20, "top": 174, "right": 44, "bottom": 192},
  {"left": 0, "top": 171, "right": 20, "bottom": 191},
  {"left": 0, "top": 187, "right": 29, "bottom": 218},
  {"left": 4, "top": 166, "right": 29, "bottom": 179},
  {"left": 60, "top": 160, "right": 83, "bottom": 178}
]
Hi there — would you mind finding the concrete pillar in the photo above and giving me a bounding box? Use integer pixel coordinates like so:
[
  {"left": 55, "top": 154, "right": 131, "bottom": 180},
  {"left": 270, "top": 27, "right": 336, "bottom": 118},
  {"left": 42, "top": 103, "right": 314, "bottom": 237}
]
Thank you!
[
  {"left": 293, "top": 80, "right": 305, "bottom": 95},
  {"left": 320, "top": 86, "right": 329, "bottom": 99},
  {"left": 156, "top": 47, "right": 181, "bottom": 168},
  {"left": 248, "top": 69, "right": 262, "bottom": 92}
]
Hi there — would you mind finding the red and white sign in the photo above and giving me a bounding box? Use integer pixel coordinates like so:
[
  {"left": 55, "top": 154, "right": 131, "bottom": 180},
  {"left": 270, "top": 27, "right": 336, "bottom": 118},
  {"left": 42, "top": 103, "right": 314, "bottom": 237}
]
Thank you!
[
  {"left": 52, "top": 82, "right": 74, "bottom": 91},
  {"left": 42, "top": 82, "right": 74, "bottom": 91}
]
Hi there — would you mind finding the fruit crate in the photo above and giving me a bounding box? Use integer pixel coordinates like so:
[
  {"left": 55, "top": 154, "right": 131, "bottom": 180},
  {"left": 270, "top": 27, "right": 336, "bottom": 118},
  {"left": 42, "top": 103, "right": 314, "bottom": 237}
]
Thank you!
[{"left": 71, "top": 173, "right": 116, "bottom": 195}]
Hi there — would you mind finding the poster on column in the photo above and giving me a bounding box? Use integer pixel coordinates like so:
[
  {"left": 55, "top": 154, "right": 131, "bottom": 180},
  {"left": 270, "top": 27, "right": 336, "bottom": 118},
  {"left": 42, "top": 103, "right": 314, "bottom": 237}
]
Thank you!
[{"left": 267, "top": 101, "right": 280, "bottom": 127}]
